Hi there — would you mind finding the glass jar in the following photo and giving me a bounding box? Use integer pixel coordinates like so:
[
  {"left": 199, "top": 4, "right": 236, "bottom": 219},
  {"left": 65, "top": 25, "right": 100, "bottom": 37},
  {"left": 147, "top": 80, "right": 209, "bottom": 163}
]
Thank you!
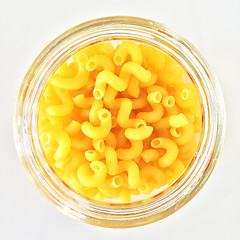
[{"left": 14, "top": 16, "right": 226, "bottom": 228}]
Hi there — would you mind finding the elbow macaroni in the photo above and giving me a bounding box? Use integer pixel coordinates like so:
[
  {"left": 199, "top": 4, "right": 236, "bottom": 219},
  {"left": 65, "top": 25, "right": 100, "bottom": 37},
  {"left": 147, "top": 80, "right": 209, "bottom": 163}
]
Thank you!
[{"left": 38, "top": 40, "right": 201, "bottom": 202}]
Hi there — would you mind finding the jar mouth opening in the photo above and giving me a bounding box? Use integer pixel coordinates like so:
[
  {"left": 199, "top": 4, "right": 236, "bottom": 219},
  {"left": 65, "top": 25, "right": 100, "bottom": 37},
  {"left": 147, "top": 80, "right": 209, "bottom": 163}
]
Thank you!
[{"left": 14, "top": 16, "right": 226, "bottom": 227}]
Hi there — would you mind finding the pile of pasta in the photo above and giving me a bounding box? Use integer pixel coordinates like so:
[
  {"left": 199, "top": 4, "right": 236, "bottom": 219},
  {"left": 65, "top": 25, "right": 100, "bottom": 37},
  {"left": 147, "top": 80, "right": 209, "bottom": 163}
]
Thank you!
[{"left": 38, "top": 41, "right": 201, "bottom": 203}]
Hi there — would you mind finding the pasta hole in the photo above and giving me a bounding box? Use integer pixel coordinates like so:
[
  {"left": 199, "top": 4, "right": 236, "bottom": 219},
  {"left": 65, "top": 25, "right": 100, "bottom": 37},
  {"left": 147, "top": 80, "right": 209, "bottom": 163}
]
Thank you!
[
  {"left": 138, "top": 183, "right": 149, "bottom": 193},
  {"left": 40, "top": 133, "right": 51, "bottom": 145},
  {"left": 86, "top": 61, "right": 96, "bottom": 71},
  {"left": 90, "top": 162, "right": 101, "bottom": 173},
  {"left": 114, "top": 54, "right": 123, "bottom": 65},
  {"left": 170, "top": 127, "right": 182, "bottom": 137},
  {"left": 98, "top": 141, "right": 105, "bottom": 152},
  {"left": 151, "top": 138, "right": 162, "bottom": 148},
  {"left": 182, "top": 89, "right": 189, "bottom": 100},
  {"left": 167, "top": 96, "right": 175, "bottom": 106},
  {"left": 93, "top": 89, "right": 103, "bottom": 100},
  {"left": 154, "top": 92, "right": 162, "bottom": 103},
  {"left": 112, "top": 116, "right": 118, "bottom": 128},
  {"left": 136, "top": 121, "right": 146, "bottom": 128},
  {"left": 75, "top": 52, "right": 88, "bottom": 62},
  {"left": 112, "top": 176, "right": 123, "bottom": 187},
  {"left": 98, "top": 109, "right": 111, "bottom": 122}
]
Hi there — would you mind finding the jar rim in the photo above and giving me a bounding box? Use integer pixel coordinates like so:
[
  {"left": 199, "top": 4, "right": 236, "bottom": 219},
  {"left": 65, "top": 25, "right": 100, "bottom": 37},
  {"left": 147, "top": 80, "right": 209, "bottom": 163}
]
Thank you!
[{"left": 14, "top": 16, "right": 226, "bottom": 228}]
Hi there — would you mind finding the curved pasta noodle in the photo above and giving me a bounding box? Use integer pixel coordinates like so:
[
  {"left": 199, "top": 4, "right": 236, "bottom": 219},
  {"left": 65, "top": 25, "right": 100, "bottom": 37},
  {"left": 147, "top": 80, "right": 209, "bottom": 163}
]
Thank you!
[
  {"left": 89, "top": 99, "right": 103, "bottom": 126},
  {"left": 117, "top": 98, "right": 145, "bottom": 128},
  {"left": 175, "top": 83, "right": 198, "bottom": 109},
  {"left": 114, "top": 41, "right": 142, "bottom": 65},
  {"left": 63, "top": 149, "right": 86, "bottom": 175},
  {"left": 171, "top": 122, "right": 195, "bottom": 145},
  {"left": 105, "top": 146, "right": 118, "bottom": 175},
  {"left": 118, "top": 160, "right": 140, "bottom": 189},
  {"left": 85, "top": 150, "right": 104, "bottom": 162},
  {"left": 45, "top": 129, "right": 71, "bottom": 161},
  {"left": 81, "top": 108, "right": 112, "bottom": 139},
  {"left": 117, "top": 140, "right": 143, "bottom": 160},
  {"left": 164, "top": 160, "right": 185, "bottom": 186},
  {"left": 139, "top": 166, "right": 166, "bottom": 190},
  {"left": 56, "top": 61, "right": 78, "bottom": 78},
  {"left": 66, "top": 172, "right": 98, "bottom": 197},
  {"left": 47, "top": 89, "right": 74, "bottom": 117},
  {"left": 169, "top": 113, "right": 188, "bottom": 128},
  {"left": 93, "top": 71, "right": 128, "bottom": 99},
  {"left": 119, "top": 61, "right": 151, "bottom": 84},
  {"left": 77, "top": 161, "right": 107, "bottom": 188},
  {"left": 64, "top": 120, "right": 81, "bottom": 136},
  {"left": 71, "top": 134, "right": 92, "bottom": 151},
  {"left": 158, "top": 57, "right": 184, "bottom": 86},
  {"left": 73, "top": 94, "right": 94, "bottom": 108},
  {"left": 92, "top": 139, "right": 105, "bottom": 153},
  {"left": 86, "top": 54, "right": 115, "bottom": 72},
  {"left": 141, "top": 149, "right": 162, "bottom": 163},
  {"left": 139, "top": 44, "right": 165, "bottom": 71},
  {"left": 139, "top": 71, "right": 158, "bottom": 88},
  {"left": 151, "top": 137, "right": 179, "bottom": 168},
  {"left": 50, "top": 52, "right": 89, "bottom": 90},
  {"left": 125, "top": 126, "right": 153, "bottom": 140},
  {"left": 127, "top": 76, "right": 140, "bottom": 98},
  {"left": 104, "top": 86, "right": 147, "bottom": 110},
  {"left": 136, "top": 91, "right": 164, "bottom": 123}
]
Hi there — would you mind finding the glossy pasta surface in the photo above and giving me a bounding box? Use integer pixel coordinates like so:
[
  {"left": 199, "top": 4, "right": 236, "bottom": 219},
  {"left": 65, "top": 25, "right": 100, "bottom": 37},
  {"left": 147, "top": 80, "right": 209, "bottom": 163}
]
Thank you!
[{"left": 38, "top": 40, "right": 201, "bottom": 203}]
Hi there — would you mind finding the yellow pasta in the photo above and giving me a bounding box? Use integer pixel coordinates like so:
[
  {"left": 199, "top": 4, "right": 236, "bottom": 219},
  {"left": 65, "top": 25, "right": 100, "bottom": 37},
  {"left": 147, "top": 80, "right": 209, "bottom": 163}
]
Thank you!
[
  {"left": 175, "top": 83, "right": 198, "bottom": 109},
  {"left": 151, "top": 137, "right": 179, "bottom": 168},
  {"left": 89, "top": 99, "right": 103, "bottom": 126},
  {"left": 73, "top": 94, "right": 94, "bottom": 108},
  {"left": 139, "top": 166, "right": 166, "bottom": 189},
  {"left": 86, "top": 54, "right": 115, "bottom": 72},
  {"left": 136, "top": 91, "right": 164, "bottom": 123},
  {"left": 118, "top": 160, "right": 140, "bottom": 189},
  {"left": 114, "top": 41, "right": 142, "bottom": 65},
  {"left": 81, "top": 108, "right": 112, "bottom": 139},
  {"left": 117, "top": 98, "right": 145, "bottom": 128},
  {"left": 139, "top": 44, "right": 165, "bottom": 71},
  {"left": 169, "top": 113, "right": 188, "bottom": 128},
  {"left": 77, "top": 161, "right": 107, "bottom": 188},
  {"left": 117, "top": 140, "right": 143, "bottom": 160},
  {"left": 38, "top": 40, "right": 201, "bottom": 202},
  {"left": 141, "top": 149, "right": 162, "bottom": 163},
  {"left": 47, "top": 88, "right": 74, "bottom": 117},
  {"left": 93, "top": 71, "right": 128, "bottom": 99},
  {"left": 92, "top": 139, "right": 105, "bottom": 153},
  {"left": 125, "top": 126, "right": 153, "bottom": 140},
  {"left": 50, "top": 52, "right": 89, "bottom": 90}
]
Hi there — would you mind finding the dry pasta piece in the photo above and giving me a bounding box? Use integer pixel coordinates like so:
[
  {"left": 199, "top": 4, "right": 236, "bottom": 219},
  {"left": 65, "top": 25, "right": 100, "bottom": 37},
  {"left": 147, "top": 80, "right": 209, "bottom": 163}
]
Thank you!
[
  {"left": 175, "top": 83, "right": 198, "bottom": 109},
  {"left": 169, "top": 113, "right": 188, "bottom": 128},
  {"left": 118, "top": 160, "right": 140, "bottom": 189},
  {"left": 136, "top": 91, "right": 164, "bottom": 123},
  {"left": 164, "top": 160, "right": 185, "bottom": 186},
  {"left": 81, "top": 108, "right": 112, "bottom": 139},
  {"left": 50, "top": 52, "right": 89, "bottom": 90},
  {"left": 125, "top": 126, "right": 153, "bottom": 140},
  {"left": 114, "top": 41, "right": 142, "bottom": 65},
  {"left": 151, "top": 137, "right": 179, "bottom": 168},
  {"left": 117, "top": 140, "right": 143, "bottom": 160},
  {"left": 86, "top": 54, "right": 115, "bottom": 72},
  {"left": 117, "top": 98, "right": 146, "bottom": 128},
  {"left": 77, "top": 161, "right": 107, "bottom": 188},
  {"left": 47, "top": 88, "right": 74, "bottom": 117}
]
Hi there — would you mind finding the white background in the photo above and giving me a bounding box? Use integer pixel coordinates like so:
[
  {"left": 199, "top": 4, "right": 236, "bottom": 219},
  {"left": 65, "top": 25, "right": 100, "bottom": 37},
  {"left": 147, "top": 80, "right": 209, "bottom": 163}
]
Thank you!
[{"left": 0, "top": 0, "right": 239, "bottom": 239}]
